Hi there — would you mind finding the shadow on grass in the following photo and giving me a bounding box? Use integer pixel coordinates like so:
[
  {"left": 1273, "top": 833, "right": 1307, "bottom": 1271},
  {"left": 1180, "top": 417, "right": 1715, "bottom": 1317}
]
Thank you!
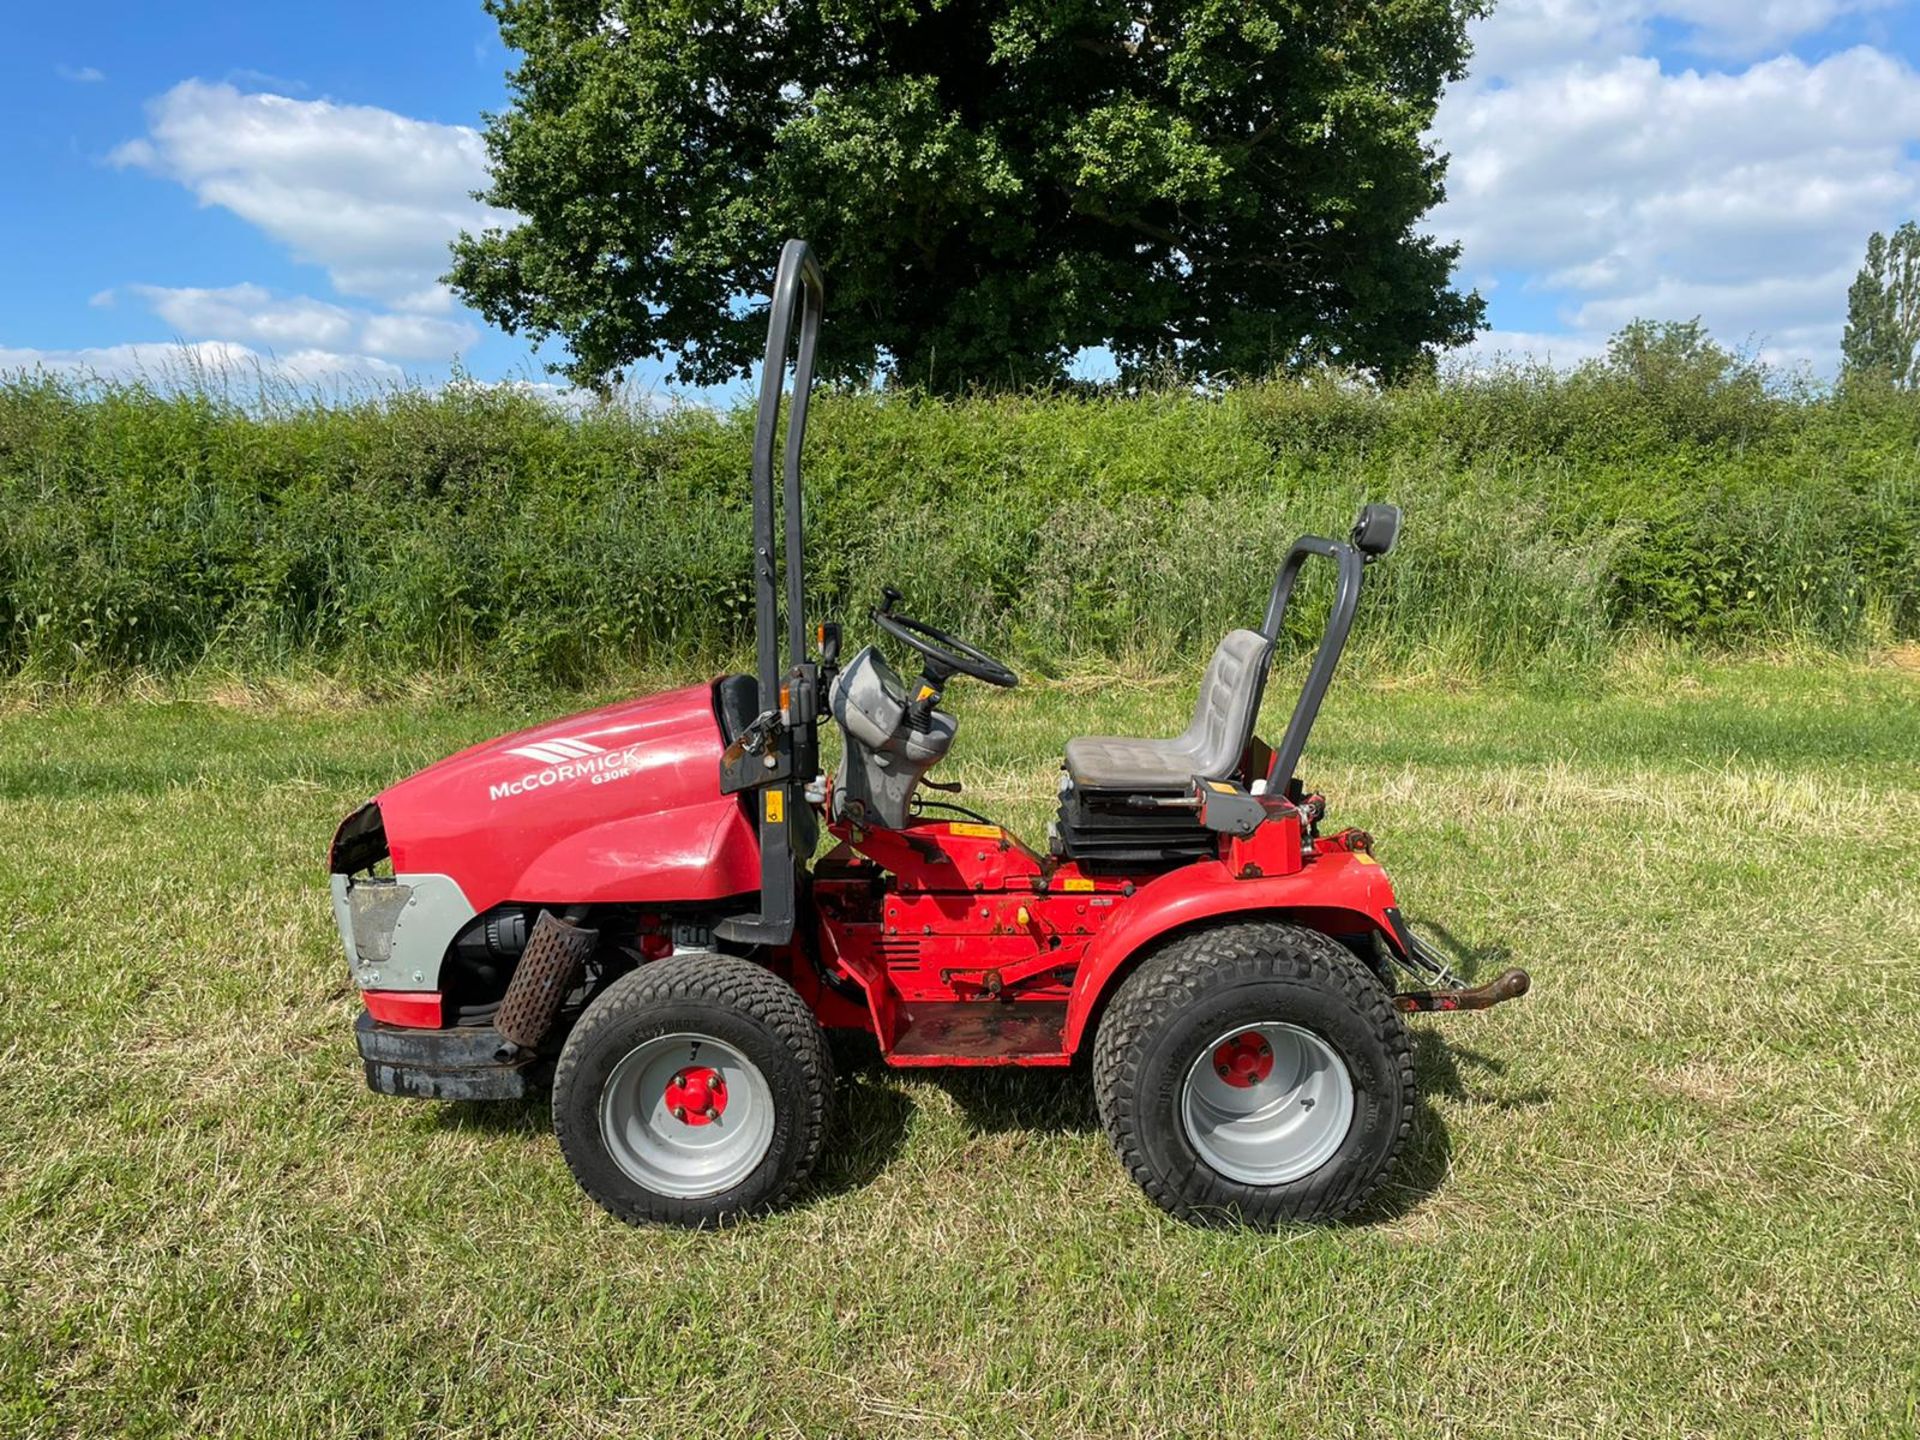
[
  {"left": 1347, "top": 1025, "right": 1554, "bottom": 1223},
  {"left": 802, "top": 1039, "right": 1096, "bottom": 1206},
  {"left": 1415, "top": 1030, "right": 1552, "bottom": 1109},
  {"left": 825, "top": 1028, "right": 1096, "bottom": 1139},
  {"left": 937, "top": 1064, "right": 1099, "bottom": 1136},
  {"left": 1336, "top": 1032, "right": 1458, "bottom": 1225},
  {"left": 803, "top": 1075, "right": 918, "bottom": 1203},
  {"left": 431, "top": 1006, "right": 1546, "bottom": 1224},
  {"left": 814, "top": 1017, "right": 1549, "bottom": 1224},
  {"left": 1410, "top": 917, "right": 1514, "bottom": 984},
  {"left": 798, "top": 1036, "right": 1094, "bottom": 1207},
  {"left": 432, "top": 1097, "right": 549, "bottom": 1135}
]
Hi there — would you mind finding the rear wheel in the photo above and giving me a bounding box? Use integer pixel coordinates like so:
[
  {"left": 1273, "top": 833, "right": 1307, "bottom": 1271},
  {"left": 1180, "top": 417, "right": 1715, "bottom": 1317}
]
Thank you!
[
  {"left": 552, "top": 954, "right": 832, "bottom": 1227},
  {"left": 1093, "top": 921, "right": 1412, "bottom": 1227}
]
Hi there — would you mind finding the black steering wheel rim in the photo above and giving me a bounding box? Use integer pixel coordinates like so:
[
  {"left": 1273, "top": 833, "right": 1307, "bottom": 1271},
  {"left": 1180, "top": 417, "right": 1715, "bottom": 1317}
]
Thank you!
[{"left": 872, "top": 609, "right": 1019, "bottom": 688}]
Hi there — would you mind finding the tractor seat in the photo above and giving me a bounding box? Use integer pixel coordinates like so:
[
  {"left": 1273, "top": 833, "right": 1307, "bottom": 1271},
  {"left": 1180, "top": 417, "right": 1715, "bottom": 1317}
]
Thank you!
[{"left": 1063, "top": 629, "right": 1274, "bottom": 792}]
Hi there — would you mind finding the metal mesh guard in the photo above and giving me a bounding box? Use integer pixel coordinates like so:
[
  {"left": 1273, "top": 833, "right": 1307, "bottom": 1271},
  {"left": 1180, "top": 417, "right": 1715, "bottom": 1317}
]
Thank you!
[{"left": 495, "top": 912, "right": 597, "bottom": 1050}]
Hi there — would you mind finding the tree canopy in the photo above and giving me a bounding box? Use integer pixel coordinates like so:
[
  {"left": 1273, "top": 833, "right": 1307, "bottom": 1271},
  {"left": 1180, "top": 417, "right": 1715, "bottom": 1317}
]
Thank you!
[
  {"left": 449, "top": 0, "right": 1488, "bottom": 393},
  {"left": 1842, "top": 223, "right": 1920, "bottom": 389}
]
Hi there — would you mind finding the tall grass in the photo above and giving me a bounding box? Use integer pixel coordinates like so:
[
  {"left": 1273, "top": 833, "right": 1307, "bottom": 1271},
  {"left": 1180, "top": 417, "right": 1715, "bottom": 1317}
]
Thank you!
[{"left": 1, "top": 362, "right": 1915, "bottom": 687}]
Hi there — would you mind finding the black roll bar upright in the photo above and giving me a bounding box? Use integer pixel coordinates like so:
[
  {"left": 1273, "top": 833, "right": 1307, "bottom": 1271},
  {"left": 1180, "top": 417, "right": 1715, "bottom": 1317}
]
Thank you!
[
  {"left": 748, "top": 238, "right": 825, "bottom": 716},
  {"left": 1259, "top": 533, "right": 1369, "bottom": 792},
  {"left": 718, "top": 239, "right": 825, "bottom": 948}
]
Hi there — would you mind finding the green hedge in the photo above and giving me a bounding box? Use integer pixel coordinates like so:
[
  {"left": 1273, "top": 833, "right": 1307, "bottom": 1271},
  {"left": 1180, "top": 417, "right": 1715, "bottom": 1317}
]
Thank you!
[{"left": 1, "top": 367, "right": 1915, "bottom": 686}]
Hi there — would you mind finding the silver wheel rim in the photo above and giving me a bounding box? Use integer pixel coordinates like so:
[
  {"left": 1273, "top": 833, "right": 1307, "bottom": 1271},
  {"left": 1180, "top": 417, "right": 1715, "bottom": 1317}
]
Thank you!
[
  {"left": 1180, "top": 1021, "right": 1356, "bottom": 1186},
  {"left": 598, "top": 1032, "right": 775, "bottom": 1199}
]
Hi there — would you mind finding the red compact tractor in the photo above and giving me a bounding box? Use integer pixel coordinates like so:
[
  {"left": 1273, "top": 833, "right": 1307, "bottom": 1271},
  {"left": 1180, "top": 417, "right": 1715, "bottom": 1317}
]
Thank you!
[{"left": 330, "top": 242, "right": 1529, "bottom": 1228}]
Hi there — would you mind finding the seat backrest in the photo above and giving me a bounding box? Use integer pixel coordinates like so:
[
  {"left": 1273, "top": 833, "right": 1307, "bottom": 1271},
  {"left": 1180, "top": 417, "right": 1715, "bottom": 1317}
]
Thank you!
[{"left": 1176, "top": 628, "right": 1275, "bottom": 779}]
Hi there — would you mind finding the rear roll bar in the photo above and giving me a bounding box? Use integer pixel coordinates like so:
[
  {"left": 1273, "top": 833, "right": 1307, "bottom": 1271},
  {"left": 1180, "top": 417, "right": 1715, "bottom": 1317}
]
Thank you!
[{"left": 1260, "top": 536, "right": 1366, "bottom": 790}]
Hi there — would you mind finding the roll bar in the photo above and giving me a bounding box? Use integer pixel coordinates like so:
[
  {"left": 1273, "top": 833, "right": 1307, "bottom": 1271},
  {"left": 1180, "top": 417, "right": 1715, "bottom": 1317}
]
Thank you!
[
  {"left": 748, "top": 238, "right": 825, "bottom": 712},
  {"left": 718, "top": 239, "right": 825, "bottom": 948},
  {"left": 1260, "top": 504, "right": 1401, "bottom": 789}
]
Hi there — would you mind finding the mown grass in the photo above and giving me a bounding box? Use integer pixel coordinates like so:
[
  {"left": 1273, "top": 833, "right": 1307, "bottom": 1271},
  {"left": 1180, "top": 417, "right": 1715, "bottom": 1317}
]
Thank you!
[{"left": 1, "top": 656, "right": 1917, "bottom": 1438}]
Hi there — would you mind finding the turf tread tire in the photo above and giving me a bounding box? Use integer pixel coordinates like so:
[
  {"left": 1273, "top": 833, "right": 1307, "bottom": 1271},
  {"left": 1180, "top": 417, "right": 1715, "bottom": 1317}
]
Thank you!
[
  {"left": 1093, "top": 921, "right": 1413, "bottom": 1228},
  {"left": 552, "top": 954, "right": 832, "bottom": 1228}
]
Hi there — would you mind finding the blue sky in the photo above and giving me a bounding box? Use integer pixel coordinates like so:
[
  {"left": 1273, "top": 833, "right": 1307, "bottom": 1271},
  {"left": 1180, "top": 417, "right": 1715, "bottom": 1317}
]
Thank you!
[{"left": 7, "top": 1, "right": 1920, "bottom": 397}]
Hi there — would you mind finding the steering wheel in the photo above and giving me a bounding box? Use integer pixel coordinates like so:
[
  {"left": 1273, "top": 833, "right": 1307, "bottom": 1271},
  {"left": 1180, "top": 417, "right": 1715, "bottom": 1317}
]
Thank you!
[{"left": 872, "top": 589, "right": 1019, "bottom": 689}]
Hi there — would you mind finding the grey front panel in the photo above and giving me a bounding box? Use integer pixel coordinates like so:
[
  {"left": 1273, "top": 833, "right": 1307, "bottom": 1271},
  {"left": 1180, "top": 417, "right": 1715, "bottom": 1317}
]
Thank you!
[{"left": 331, "top": 872, "right": 476, "bottom": 992}]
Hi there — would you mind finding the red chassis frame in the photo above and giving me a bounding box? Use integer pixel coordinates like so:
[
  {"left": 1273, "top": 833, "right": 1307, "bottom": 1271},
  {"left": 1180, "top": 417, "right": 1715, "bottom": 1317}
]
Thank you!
[{"left": 788, "top": 795, "right": 1404, "bottom": 1069}]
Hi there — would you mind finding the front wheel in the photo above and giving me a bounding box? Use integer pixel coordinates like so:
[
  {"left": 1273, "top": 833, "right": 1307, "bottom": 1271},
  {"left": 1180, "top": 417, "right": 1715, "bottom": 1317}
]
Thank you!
[
  {"left": 552, "top": 954, "right": 832, "bottom": 1227},
  {"left": 1093, "top": 921, "right": 1413, "bottom": 1227}
]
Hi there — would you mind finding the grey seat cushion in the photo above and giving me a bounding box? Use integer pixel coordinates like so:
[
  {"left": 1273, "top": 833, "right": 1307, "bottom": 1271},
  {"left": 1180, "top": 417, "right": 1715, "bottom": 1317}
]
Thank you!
[
  {"left": 1062, "top": 734, "right": 1205, "bottom": 791},
  {"left": 1064, "top": 628, "right": 1273, "bottom": 791}
]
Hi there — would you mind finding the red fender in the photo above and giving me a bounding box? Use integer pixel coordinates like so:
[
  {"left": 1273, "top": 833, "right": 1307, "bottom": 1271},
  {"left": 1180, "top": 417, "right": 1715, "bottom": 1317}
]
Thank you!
[{"left": 1059, "top": 848, "right": 1403, "bottom": 1054}]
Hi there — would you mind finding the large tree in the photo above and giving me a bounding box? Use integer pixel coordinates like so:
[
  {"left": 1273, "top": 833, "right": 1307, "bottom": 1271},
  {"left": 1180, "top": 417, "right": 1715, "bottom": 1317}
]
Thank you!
[
  {"left": 450, "top": 0, "right": 1487, "bottom": 393},
  {"left": 1842, "top": 223, "right": 1920, "bottom": 388}
]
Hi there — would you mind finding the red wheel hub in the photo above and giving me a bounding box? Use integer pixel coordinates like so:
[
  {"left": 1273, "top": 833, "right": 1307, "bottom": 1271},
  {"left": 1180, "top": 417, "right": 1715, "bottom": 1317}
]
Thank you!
[
  {"left": 1212, "top": 1031, "right": 1274, "bottom": 1089},
  {"left": 663, "top": 1065, "right": 728, "bottom": 1125}
]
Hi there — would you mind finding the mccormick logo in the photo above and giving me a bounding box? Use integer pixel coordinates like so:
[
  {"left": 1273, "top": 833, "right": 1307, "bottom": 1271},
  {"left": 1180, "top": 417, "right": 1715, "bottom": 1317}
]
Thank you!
[{"left": 490, "top": 735, "right": 643, "bottom": 801}]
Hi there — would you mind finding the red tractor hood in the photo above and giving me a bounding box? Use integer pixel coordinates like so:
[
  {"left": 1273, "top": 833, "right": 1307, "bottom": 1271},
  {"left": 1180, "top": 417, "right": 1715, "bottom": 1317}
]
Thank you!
[{"left": 373, "top": 680, "right": 760, "bottom": 912}]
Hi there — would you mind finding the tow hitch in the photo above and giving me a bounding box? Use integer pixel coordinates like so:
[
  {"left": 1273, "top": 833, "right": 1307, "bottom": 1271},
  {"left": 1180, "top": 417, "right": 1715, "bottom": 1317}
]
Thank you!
[
  {"left": 1384, "top": 906, "right": 1533, "bottom": 1014},
  {"left": 1393, "top": 968, "right": 1531, "bottom": 1013}
]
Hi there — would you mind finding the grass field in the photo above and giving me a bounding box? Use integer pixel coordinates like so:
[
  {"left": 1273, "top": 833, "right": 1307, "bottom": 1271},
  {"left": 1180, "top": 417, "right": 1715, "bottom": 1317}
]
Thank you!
[{"left": 2, "top": 656, "right": 1917, "bottom": 1438}]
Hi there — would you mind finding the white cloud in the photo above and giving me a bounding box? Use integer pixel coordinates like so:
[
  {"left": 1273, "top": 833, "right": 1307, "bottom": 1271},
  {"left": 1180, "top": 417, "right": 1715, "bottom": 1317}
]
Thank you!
[
  {"left": 271, "top": 349, "right": 410, "bottom": 387},
  {"left": 1658, "top": 0, "right": 1896, "bottom": 59},
  {"left": 111, "top": 80, "right": 514, "bottom": 306},
  {"left": 1431, "top": 43, "right": 1920, "bottom": 370},
  {"left": 1464, "top": 1, "right": 1647, "bottom": 78},
  {"left": 390, "top": 284, "right": 460, "bottom": 315},
  {"left": 126, "top": 283, "right": 357, "bottom": 350},
  {"left": 0, "top": 340, "right": 405, "bottom": 391},
  {"left": 87, "top": 83, "right": 507, "bottom": 370},
  {"left": 360, "top": 311, "right": 479, "bottom": 360},
  {"left": 112, "top": 282, "right": 478, "bottom": 360},
  {"left": 1466, "top": 0, "right": 1896, "bottom": 78},
  {"left": 55, "top": 64, "right": 105, "bottom": 83}
]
